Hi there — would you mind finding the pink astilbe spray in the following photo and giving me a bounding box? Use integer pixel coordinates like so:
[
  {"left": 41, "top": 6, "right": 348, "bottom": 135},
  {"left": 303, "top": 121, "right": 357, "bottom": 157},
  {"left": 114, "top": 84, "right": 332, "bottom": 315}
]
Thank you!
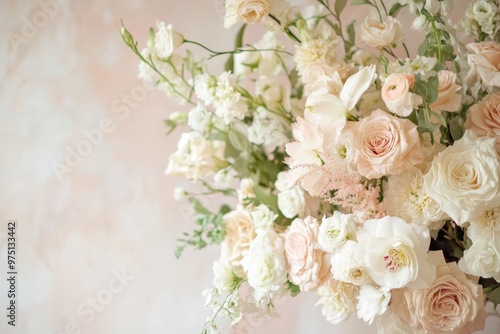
[{"left": 287, "top": 162, "right": 384, "bottom": 220}]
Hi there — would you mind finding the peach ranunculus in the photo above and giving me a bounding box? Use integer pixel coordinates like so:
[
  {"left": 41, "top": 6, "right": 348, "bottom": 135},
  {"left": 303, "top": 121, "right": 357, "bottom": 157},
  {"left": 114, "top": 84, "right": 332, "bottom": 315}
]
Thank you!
[
  {"left": 220, "top": 207, "right": 255, "bottom": 276},
  {"left": 283, "top": 216, "right": 331, "bottom": 291},
  {"left": 351, "top": 109, "right": 424, "bottom": 179},
  {"left": 392, "top": 251, "right": 487, "bottom": 334},
  {"left": 465, "top": 91, "right": 500, "bottom": 154},
  {"left": 224, "top": 0, "right": 270, "bottom": 29},
  {"left": 467, "top": 41, "right": 500, "bottom": 87},
  {"left": 430, "top": 70, "right": 462, "bottom": 113},
  {"left": 381, "top": 72, "right": 422, "bottom": 117},
  {"left": 360, "top": 16, "right": 404, "bottom": 48}
]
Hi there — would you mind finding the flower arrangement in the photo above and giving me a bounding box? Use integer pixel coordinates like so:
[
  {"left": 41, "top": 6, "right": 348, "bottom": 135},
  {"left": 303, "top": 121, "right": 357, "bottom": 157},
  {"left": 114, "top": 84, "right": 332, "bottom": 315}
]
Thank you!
[{"left": 121, "top": 0, "right": 500, "bottom": 332}]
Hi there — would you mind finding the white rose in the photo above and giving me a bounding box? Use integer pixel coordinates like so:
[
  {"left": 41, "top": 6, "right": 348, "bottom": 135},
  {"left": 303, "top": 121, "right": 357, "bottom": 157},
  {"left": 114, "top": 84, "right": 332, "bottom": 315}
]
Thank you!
[
  {"left": 357, "top": 285, "right": 391, "bottom": 325},
  {"left": 356, "top": 216, "right": 436, "bottom": 289},
  {"left": 224, "top": 0, "right": 270, "bottom": 29},
  {"left": 360, "top": 16, "right": 404, "bottom": 48},
  {"left": 316, "top": 280, "right": 359, "bottom": 325},
  {"left": 277, "top": 186, "right": 306, "bottom": 219},
  {"left": 154, "top": 22, "right": 183, "bottom": 59},
  {"left": 458, "top": 240, "right": 500, "bottom": 281},
  {"left": 330, "top": 240, "right": 372, "bottom": 286},
  {"left": 241, "top": 229, "right": 288, "bottom": 301},
  {"left": 423, "top": 130, "right": 500, "bottom": 225},
  {"left": 318, "top": 212, "right": 357, "bottom": 253}
]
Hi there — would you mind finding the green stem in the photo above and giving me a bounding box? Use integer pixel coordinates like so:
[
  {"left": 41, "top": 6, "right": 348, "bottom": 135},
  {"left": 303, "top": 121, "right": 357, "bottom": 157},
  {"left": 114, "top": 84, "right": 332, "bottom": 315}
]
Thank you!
[
  {"left": 431, "top": 19, "right": 443, "bottom": 62},
  {"left": 184, "top": 39, "right": 292, "bottom": 60},
  {"left": 269, "top": 14, "right": 301, "bottom": 43}
]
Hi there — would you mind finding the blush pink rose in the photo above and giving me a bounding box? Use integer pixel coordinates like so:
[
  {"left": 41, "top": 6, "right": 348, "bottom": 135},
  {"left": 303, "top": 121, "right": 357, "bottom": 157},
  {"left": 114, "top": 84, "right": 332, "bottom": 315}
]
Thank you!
[
  {"left": 352, "top": 109, "right": 424, "bottom": 179},
  {"left": 430, "top": 70, "right": 462, "bottom": 113},
  {"left": 465, "top": 91, "right": 500, "bottom": 154},
  {"left": 381, "top": 73, "right": 422, "bottom": 117},
  {"left": 467, "top": 41, "right": 500, "bottom": 87},
  {"left": 391, "top": 251, "right": 487, "bottom": 334},
  {"left": 283, "top": 216, "right": 331, "bottom": 291}
]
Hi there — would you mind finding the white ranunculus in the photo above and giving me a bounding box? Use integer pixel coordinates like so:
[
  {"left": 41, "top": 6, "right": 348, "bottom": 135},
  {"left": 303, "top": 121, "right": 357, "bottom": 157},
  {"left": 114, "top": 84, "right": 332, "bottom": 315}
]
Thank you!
[
  {"left": 241, "top": 229, "right": 288, "bottom": 301},
  {"left": 318, "top": 212, "right": 358, "bottom": 253},
  {"left": 357, "top": 285, "right": 391, "bottom": 325},
  {"left": 356, "top": 216, "right": 436, "bottom": 289},
  {"left": 360, "top": 16, "right": 404, "bottom": 48},
  {"left": 316, "top": 280, "right": 359, "bottom": 325},
  {"left": 277, "top": 186, "right": 306, "bottom": 219},
  {"left": 154, "top": 22, "right": 184, "bottom": 59},
  {"left": 458, "top": 240, "right": 500, "bottom": 281},
  {"left": 330, "top": 240, "right": 372, "bottom": 286},
  {"left": 250, "top": 204, "right": 277, "bottom": 231},
  {"left": 423, "top": 130, "right": 500, "bottom": 225},
  {"left": 224, "top": 0, "right": 270, "bottom": 29}
]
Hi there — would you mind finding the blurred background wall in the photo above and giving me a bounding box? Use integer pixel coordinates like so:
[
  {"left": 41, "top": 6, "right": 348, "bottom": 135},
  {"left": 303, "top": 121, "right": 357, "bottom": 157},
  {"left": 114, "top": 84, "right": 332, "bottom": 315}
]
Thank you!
[{"left": 0, "top": 0, "right": 499, "bottom": 333}]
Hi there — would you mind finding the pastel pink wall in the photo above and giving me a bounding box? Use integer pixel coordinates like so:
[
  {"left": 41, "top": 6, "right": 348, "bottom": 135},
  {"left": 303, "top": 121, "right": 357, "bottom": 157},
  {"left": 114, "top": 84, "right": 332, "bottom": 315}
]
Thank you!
[{"left": 0, "top": 0, "right": 499, "bottom": 333}]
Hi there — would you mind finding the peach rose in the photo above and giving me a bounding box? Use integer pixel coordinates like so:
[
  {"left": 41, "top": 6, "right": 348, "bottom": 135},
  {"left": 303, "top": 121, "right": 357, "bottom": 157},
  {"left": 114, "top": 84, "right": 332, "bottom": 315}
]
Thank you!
[
  {"left": 465, "top": 91, "right": 500, "bottom": 154},
  {"left": 467, "top": 41, "right": 500, "bottom": 87},
  {"left": 352, "top": 109, "right": 424, "bottom": 179},
  {"left": 283, "top": 216, "right": 331, "bottom": 291},
  {"left": 224, "top": 0, "right": 270, "bottom": 29},
  {"left": 360, "top": 16, "right": 404, "bottom": 48},
  {"left": 430, "top": 70, "right": 462, "bottom": 113},
  {"left": 381, "top": 73, "right": 422, "bottom": 117},
  {"left": 220, "top": 208, "right": 255, "bottom": 276},
  {"left": 392, "top": 251, "right": 487, "bottom": 334}
]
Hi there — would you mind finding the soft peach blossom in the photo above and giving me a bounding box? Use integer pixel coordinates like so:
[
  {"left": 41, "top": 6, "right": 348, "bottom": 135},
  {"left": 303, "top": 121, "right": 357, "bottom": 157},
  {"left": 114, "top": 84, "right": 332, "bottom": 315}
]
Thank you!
[
  {"left": 220, "top": 208, "right": 255, "bottom": 276},
  {"left": 360, "top": 16, "right": 404, "bottom": 48},
  {"left": 351, "top": 109, "right": 424, "bottom": 179},
  {"left": 392, "top": 251, "right": 487, "bottom": 334},
  {"left": 465, "top": 91, "right": 500, "bottom": 154},
  {"left": 381, "top": 72, "right": 422, "bottom": 117},
  {"left": 283, "top": 216, "right": 331, "bottom": 291},
  {"left": 467, "top": 41, "right": 500, "bottom": 87},
  {"left": 430, "top": 70, "right": 462, "bottom": 113}
]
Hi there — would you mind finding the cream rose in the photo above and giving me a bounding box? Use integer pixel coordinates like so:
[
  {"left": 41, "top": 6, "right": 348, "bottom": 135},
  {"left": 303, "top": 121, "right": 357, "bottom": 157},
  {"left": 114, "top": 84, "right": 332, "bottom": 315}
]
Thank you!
[
  {"left": 465, "top": 91, "right": 500, "bottom": 154},
  {"left": 220, "top": 208, "right": 255, "bottom": 275},
  {"left": 224, "top": 0, "right": 270, "bottom": 29},
  {"left": 283, "top": 216, "right": 331, "bottom": 291},
  {"left": 430, "top": 70, "right": 462, "bottom": 113},
  {"left": 381, "top": 73, "right": 422, "bottom": 117},
  {"left": 352, "top": 109, "right": 424, "bottom": 179},
  {"left": 316, "top": 280, "right": 359, "bottom": 325},
  {"left": 423, "top": 130, "right": 500, "bottom": 225},
  {"left": 360, "top": 16, "right": 404, "bottom": 48},
  {"left": 467, "top": 41, "right": 500, "bottom": 87},
  {"left": 399, "top": 251, "right": 487, "bottom": 334}
]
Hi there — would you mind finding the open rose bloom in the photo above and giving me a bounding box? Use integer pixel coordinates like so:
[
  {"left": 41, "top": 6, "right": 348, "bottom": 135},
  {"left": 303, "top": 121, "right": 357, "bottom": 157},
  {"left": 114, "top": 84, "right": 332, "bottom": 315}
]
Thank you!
[{"left": 123, "top": 0, "right": 500, "bottom": 332}]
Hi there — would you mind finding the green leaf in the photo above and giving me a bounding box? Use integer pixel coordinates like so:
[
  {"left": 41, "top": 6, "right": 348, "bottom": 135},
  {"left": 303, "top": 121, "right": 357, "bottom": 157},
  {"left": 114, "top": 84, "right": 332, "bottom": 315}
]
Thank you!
[
  {"left": 288, "top": 281, "right": 301, "bottom": 297},
  {"left": 389, "top": 3, "right": 404, "bottom": 17},
  {"left": 416, "top": 109, "right": 437, "bottom": 133},
  {"left": 335, "top": 0, "right": 348, "bottom": 15},
  {"left": 120, "top": 22, "right": 135, "bottom": 48},
  {"left": 252, "top": 184, "right": 280, "bottom": 214},
  {"left": 414, "top": 75, "right": 439, "bottom": 104},
  {"left": 486, "top": 286, "right": 500, "bottom": 308},
  {"left": 347, "top": 20, "right": 356, "bottom": 45},
  {"left": 228, "top": 128, "right": 250, "bottom": 152},
  {"left": 164, "top": 119, "right": 178, "bottom": 134},
  {"left": 352, "top": 0, "right": 370, "bottom": 5},
  {"left": 450, "top": 116, "right": 465, "bottom": 141},
  {"left": 189, "top": 197, "right": 211, "bottom": 215}
]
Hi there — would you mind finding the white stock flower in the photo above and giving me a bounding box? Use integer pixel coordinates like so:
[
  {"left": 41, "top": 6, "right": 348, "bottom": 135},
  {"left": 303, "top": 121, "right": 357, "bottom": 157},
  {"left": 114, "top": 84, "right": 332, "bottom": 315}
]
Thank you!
[
  {"left": 458, "top": 240, "right": 500, "bottom": 281},
  {"left": 213, "top": 72, "right": 248, "bottom": 124},
  {"left": 423, "top": 130, "right": 500, "bottom": 225},
  {"left": 187, "top": 104, "right": 212, "bottom": 133},
  {"left": 194, "top": 73, "right": 217, "bottom": 105},
  {"left": 357, "top": 285, "right": 391, "bottom": 325},
  {"left": 250, "top": 204, "right": 277, "bottom": 231},
  {"left": 356, "top": 216, "right": 436, "bottom": 289},
  {"left": 154, "top": 22, "right": 183, "bottom": 59},
  {"left": 213, "top": 168, "right": 235, "bottom": 189},
  {"left": 318, "top": 212, "right": 357, "bottom": 253},
  {"left": 165, "top": 132, "right": 226, "bottom": 180},
  {"left": 383, "top": 167, "right": 447, "bottom": 228},
  {"left": 316, "top": 280, "right": 359, "bottom": 324},
  {"left": 330, "top": 240, "right": 372, "bottom": 286},
  {"left": 247, "top": 107, "right": 289, "bottom": 151},
  {"left": 242, "top": 229, "right": 288, "bottom": 301}
]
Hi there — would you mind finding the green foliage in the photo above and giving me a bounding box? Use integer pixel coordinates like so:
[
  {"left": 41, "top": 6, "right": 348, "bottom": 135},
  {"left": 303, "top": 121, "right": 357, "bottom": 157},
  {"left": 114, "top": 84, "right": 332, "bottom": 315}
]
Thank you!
[
  {"left": 351, "top": 0, "right": 371, "bottom": 5},
  {"left": 225, "top": 24, "right": 247, "bottom": 73},
  {"left": 389, "top": 2, "right": 404, "bottom": 17},
  {"left": 480, "top": 277, "right": 500, "bottom": 308},
  {"left": 414, "top": 75, "right": 439, "bottom": 104},
  {"left": 288, "top": 281, "right": 301, "bottom": 297},
  {"left": 175, "top": 199, "right": 231, "bottom": 258},
  {"left": 334, "top": 0, "right": 348, "bottom": 16}
]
